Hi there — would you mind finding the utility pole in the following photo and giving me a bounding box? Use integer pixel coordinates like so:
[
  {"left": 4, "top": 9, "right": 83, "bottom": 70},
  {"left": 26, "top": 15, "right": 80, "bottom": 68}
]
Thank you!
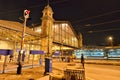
[{"left": 17, "top": 9, "right": 30, "bottom": 74}]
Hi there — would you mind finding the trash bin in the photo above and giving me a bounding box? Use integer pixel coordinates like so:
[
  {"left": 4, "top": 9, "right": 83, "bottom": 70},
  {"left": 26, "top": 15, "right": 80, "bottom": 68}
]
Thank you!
[{"left": 44, "top": 57, "right": 52, "bottom": 75}]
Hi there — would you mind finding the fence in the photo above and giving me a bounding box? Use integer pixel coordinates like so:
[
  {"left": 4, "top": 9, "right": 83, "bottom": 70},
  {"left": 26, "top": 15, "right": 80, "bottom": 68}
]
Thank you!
[{"left": 64, "top": 69, "right": 85, "bottom": 80}]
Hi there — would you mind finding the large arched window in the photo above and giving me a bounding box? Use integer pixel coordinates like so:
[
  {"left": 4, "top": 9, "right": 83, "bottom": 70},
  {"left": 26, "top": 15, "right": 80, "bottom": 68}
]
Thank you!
[{"left": 53, "top": 21, "right": 78, "bottom": 47}]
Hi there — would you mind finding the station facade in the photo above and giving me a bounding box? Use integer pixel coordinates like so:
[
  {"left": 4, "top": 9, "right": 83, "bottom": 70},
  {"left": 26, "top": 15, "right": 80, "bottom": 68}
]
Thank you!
[
  {"left": 32, "top": 4, "right": 82, "bottom": 56},
  {"left": 0, "top": 5, "right": 82, "bottom": 61}
]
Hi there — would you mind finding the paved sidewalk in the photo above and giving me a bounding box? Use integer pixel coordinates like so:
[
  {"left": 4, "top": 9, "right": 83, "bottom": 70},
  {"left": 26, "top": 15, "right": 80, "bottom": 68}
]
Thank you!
[
  {"left": 38, "top": 61, "right": 83, "bottom": 80},
  {"left": 38, "top": 59, "right": 120, "bottom": 80},
  {"left": 38, "top": 75, "right": 49, "bottom": 80},
  {"left": 0, "top": 59, "right": 119, "bottom": 80}
]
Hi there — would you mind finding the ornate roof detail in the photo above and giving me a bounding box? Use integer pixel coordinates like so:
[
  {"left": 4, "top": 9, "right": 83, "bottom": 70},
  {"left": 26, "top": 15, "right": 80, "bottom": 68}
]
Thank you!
[{"left": 42, "top": 4, "right": 53, "bottom": 14}]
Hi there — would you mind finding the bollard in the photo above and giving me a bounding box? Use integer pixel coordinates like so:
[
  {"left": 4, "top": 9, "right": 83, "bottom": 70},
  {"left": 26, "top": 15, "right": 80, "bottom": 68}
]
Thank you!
[{"left": 17, "top": 63, "right": 22, "bottom": 74}]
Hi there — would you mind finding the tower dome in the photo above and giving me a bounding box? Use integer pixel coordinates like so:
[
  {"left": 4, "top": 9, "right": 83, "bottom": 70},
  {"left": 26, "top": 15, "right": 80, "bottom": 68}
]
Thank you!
[{"left": 42, "top": 4, "right": 53, "bottom": 18}]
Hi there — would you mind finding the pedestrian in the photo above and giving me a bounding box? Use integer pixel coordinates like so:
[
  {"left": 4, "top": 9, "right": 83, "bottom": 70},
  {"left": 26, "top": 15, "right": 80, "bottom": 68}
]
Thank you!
[
  {"left": 81, "top": 54, "right": 85, "bottom": 68},
  {"left": 22, "top": 53, "right": 25, "bottom": 62},
  {"left": 9, "top": 55, "right": 13, "bottom": 63},
  {"left": 39, "top": 56, "right": 42, "bottom": 65}
]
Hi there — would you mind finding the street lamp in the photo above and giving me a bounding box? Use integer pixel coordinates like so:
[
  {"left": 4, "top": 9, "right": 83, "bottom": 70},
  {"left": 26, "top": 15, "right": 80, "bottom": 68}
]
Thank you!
[
  {"left": 17, "top": 9, "right": 30, "bottom": 74},
  {"left": 108, "top": 36, "right": 113, "bottom": 46}
]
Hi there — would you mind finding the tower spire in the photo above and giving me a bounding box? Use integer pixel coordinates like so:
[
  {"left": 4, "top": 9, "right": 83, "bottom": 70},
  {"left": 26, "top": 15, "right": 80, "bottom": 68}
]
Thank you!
[{"left": 47, "top": 0, "right": 49, "bottom": 6}]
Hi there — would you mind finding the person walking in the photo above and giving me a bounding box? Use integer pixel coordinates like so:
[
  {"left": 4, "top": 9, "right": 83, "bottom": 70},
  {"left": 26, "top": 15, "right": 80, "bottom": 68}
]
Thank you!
[
  {"left": 81, "top": 54, "right": 85, "bottom": 68},
  {"left": 9, "top": 55, "right": 13, "bottom": 63},
  {"left": 39, "top": 57, "right": 42, "bottom": 65},
  {"left": 22, "top": 53, "right": 25, "bottom": 63}
]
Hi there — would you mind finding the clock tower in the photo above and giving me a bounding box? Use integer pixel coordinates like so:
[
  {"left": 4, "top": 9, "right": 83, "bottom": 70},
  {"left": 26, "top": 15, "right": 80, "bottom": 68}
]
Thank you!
[{"left": 41, "top": 4, "right": 54, "bottom": 56}]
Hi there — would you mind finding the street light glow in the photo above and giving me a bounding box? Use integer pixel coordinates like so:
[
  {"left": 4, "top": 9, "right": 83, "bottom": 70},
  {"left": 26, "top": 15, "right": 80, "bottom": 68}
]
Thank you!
[
  {"left": 108, "top": 36, "right": 113, "bottom": 46},
  {"left": 108, "top": 36, "right": 113, "bottom": 41}
]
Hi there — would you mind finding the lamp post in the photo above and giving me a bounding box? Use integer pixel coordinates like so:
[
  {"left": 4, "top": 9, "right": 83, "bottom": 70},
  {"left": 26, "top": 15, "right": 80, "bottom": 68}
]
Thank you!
[
  {"left": 108, "top": 36, "right": 113, "bottom": 46},
  {"left": 17, "top": 9, "right": 30, "bottom": 74}
]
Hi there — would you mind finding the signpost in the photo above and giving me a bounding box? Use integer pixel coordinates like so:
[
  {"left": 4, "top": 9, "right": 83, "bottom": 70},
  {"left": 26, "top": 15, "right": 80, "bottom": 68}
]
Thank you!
[
  {"left": 17, "top": 9, "right": 30, "bottom": 74},
  {"left": 0, "top": 49, "right": 13, "bottom": 73},
  {"left": 3, "top": 55, "right": 7, "bottom": 73}
]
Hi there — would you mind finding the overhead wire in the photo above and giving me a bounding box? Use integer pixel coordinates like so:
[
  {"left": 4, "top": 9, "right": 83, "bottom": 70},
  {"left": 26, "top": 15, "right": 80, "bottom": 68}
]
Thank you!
[
  {"left": 73, "top": 9, "right": 120, "bottom": 23},
  {"left": 0, "top": 0, "right": 69, "bottom": 15},
  {"left": 0, "top": 0, "right": 120, "bottom": 34},
  {"left": 81, "top": 19, "right": 120, "bottom": 28},
  {"left": 74, "top": 10, "right": 120, "bottom": 33},
  {"left": 88, "top": 28, "right": 120, "bottom": 33},
  {"left": 90, "top": 19, "right": 120, "bottom": 26},
  {"left": 73, "top": 9, "right": 120, "bottom": 33}
]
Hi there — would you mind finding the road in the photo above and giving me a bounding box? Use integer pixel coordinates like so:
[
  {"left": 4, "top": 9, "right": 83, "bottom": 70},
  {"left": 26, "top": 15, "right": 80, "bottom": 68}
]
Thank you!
[
  {"left": 1, "top": 59, "right": 120, "bottom": 80},
  {"left": 85, "top": 64, "right": 120, "bottom": 80}
]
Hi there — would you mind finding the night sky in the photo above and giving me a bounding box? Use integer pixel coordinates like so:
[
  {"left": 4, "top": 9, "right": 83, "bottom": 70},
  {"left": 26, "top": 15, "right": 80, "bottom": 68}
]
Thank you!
[{"left": 0, "top": 0, "right": 120, "bottom": 46}]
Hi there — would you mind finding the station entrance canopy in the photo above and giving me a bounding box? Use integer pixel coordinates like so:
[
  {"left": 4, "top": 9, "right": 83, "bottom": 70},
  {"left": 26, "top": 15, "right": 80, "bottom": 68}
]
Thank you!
[{"left": 0, "top": 20, "right": 43, "bottom": 44}]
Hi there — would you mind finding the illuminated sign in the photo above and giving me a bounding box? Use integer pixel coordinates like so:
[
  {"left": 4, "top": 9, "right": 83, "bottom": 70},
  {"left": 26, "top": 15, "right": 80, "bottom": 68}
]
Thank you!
[
  {"left": 0, "top": 49, "right": 13, "bottom": 55},
  {"left": 30, "top": 50, "right": 44, "bottom": 54}
]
